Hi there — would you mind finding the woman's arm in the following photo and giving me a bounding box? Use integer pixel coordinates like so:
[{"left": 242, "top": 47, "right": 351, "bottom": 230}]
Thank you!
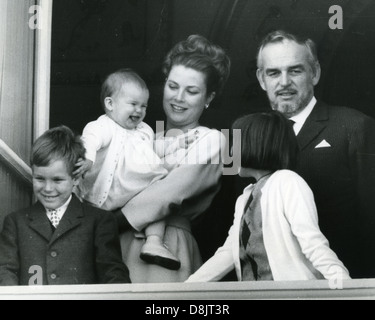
[
  {"left": 122, "top": 164, "right": 222, "bottom": 231},
  {"left": 121, "top": 130, "right": 225, "bottom": 232}
]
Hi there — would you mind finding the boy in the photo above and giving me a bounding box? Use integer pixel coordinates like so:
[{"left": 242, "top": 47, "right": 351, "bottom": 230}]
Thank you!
[{"left": 0, "top": 126, "right": 131, "bottom": 285}]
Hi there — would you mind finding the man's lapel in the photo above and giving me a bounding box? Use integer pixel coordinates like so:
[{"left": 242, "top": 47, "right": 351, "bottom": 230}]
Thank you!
[
  {"left": 49, "top": 196, "right": 84, "bottom": 245},
  {"left": 28, "top": 202, "right": 54, "bottom": 242},
  {"left": 296, "top": 101, "right": 329, "bottom": 151}
]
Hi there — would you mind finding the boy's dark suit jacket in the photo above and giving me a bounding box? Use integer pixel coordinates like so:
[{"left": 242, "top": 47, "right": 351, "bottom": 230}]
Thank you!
[
  {"left": 295, "top": 101, "right": 375, "bottom": 278},
  {"left": 0, "top": 195, "right": 131, "bottom": 286}
]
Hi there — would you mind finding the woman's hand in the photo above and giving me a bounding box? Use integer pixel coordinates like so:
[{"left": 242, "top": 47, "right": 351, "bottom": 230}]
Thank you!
[{"left": 73, "top": 158, "right": 93, "bottom": 179}]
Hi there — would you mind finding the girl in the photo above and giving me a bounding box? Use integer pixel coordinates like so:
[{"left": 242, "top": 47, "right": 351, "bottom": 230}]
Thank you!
[{"left": 187, "top": 111, "right": 351, "bottom": 282}]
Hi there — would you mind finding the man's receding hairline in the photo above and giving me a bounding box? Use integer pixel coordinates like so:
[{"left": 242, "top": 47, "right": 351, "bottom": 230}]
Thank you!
[{"left": 258, "top": 39, "right": 318, "bottom": 70}]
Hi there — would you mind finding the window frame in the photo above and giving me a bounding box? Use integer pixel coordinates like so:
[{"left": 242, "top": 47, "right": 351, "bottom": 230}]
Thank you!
[
  {"left": 29, "top": 0, "right": 375, "bottom": 300},
  {"left": 33, "top": 0, "right": 53, "bottom": 140}
]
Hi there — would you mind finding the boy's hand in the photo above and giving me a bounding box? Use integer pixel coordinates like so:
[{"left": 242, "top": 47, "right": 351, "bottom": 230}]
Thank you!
[{"left": 74, "top": 158, "right": 93, "bottom": 179}]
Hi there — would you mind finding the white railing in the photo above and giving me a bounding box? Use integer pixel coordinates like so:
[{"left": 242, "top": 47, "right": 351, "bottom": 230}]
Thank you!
[
  {"left": 0, "top": 280, "right": 374, "bottom": 300},
  {"left": 0, "top": 139, "right": 32, "bottom": 187}
]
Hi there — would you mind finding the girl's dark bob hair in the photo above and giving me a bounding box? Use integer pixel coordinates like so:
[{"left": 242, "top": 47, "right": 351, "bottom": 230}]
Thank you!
[{"left": 232, "top": 111, "right": 299, "bottom": 171}]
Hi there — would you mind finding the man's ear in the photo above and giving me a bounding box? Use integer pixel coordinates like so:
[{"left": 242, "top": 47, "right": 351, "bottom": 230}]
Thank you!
[
  {"left": 104, "top": 97, "right": 113, "bottom": 111},
  {"left": 256, "top": 69, "right": 267, "bottom": 91},
  {"left": 312, "top": 62, "right": 321, "bottom": 86}
]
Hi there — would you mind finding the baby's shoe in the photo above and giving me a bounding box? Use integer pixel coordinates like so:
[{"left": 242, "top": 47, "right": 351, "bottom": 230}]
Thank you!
[{"left": 140, "top": 242, "right": 181, "bottom": 271}]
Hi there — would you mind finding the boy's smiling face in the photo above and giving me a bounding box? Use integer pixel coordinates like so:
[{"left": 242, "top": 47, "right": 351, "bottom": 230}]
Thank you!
[{"left": 32, "top": 159, "right": 76, "bottom": 210}]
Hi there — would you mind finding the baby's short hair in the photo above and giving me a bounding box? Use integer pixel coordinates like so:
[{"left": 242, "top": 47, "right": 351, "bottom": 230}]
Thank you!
[
  {"left": 31, "top": 126, "right": 86, "bottom": 175},
  {"left": 100, "top": 68, "right": 148, "bottom": 110},
  {"left": 232, "top": 111, "right": 299, "bottom": 171}
]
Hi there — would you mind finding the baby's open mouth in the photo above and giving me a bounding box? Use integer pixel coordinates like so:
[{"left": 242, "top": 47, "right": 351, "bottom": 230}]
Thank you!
[{"left": 130, "top": 116, "right": 141, "bottom": 122}]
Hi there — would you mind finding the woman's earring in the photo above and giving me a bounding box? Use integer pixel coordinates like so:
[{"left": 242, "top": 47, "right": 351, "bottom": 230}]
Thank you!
[{"left": 205, "top": 104, "right": 210, "bottom": 110}]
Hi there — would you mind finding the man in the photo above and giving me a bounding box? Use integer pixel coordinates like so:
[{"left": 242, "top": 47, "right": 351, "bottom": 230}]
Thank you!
[{"left": 256, "top": 30, "right": 375, "bottom": 279}]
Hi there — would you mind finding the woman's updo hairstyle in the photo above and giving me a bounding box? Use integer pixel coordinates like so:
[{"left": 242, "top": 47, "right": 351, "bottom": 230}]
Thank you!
[{"left": 162, "top": 35, "right": 231, "bottom": 95}]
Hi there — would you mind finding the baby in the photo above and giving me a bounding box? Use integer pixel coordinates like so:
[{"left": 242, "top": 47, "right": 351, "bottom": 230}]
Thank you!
[{"left": 74, "top": 68, "right": 181, "bottom": 270}]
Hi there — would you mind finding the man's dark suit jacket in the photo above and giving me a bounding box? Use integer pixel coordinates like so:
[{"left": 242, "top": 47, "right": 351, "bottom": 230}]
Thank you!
[
  {"left": 0, "top": 195, "right": 131, "bottom": 286},
  {"left": 295, "top": 101, "right": 375, "bottom": 278}
]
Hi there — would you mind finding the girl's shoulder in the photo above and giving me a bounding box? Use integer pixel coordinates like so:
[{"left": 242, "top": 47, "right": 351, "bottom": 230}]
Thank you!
[
  {"left": 271, "top": 170, "right": 301, "bottom": 180},
  {"left": 268, "top": 170, "right": 305, "bottom": 185},
  {"left": 267, "top": 170, "right": 312, "bottom": 194}
]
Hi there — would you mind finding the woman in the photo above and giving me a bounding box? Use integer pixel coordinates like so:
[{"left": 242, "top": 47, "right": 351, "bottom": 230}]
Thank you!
[
  {"left": 116, "top": 35, "right": 231, "bottom": 283},
  {"left": 187, "top": 111, "right": 351, "bottom": 282}
]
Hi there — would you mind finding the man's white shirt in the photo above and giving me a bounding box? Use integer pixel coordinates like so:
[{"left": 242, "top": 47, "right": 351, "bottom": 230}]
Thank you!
[{"left": 290, "top": 97, "right": 317, "bottom": 135}]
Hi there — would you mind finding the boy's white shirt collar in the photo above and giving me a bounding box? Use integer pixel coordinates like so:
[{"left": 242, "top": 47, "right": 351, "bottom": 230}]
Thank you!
[
  {"left": 290, "top": 97, "right": 317, "bottom": 135},
  {"left": 45, "top": 195, "right": 72, "bottom": 220}
]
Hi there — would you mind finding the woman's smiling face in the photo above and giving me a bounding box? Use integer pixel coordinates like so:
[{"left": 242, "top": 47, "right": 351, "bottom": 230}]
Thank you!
[{"left": 163, "top": 65, "right": 215, "bottom": 132}]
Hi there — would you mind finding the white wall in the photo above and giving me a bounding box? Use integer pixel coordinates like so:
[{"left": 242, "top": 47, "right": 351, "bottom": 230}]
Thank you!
[{"left": 0, "top": 0, "right": 36, "bottom": 227}]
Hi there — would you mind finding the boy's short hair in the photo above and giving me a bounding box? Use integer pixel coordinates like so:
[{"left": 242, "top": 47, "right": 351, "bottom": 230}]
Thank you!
[
  {"left": 232, "top": 111, "right": 299, "bottom": 171},
  {"left": 100, "top": 68, "right": 149, "bottom": 110},
  {"left": 31, "top": 126, "right": 86, "bottom": 175}
]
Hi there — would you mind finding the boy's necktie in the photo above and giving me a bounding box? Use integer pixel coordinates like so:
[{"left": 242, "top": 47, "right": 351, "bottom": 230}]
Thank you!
[{"left": 47, "top": 210, "right": 60, "bottom": 228}]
